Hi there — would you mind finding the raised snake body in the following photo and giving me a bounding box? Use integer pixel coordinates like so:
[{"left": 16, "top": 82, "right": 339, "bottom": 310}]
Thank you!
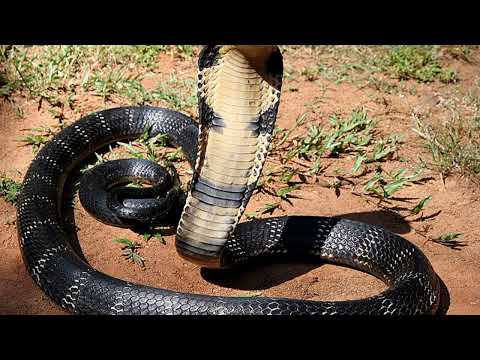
[{"left": 16, "top": 45, "right": 442, "bottom": 315}]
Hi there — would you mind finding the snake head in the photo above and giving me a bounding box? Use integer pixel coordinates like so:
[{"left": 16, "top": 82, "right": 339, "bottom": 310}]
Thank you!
[{"left": 230, "top": 45, "right": 283, "bottom": 88}]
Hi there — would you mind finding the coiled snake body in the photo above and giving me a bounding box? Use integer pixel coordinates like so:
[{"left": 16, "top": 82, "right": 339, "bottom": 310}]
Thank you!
[{"left": 16, "top": 45, "right": 442, "bottom": 315}]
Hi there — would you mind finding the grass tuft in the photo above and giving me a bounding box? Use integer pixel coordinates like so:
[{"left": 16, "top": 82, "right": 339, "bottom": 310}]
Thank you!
[
  {"left": 0, "top": 175, "right": 22, "bottom": 204},
  {"left": 413, "top": 111, "right": 480, "bottom": 179},
  {"left": 380, "top": 46, "right": 457, "bottom": 83},
  {"left": 113, "top": 238, "right": 145, "bottom": 267}
]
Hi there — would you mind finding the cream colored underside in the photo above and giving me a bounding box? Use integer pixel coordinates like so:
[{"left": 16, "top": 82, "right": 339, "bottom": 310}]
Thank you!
[{"left": 177, "top": 46, "right": 281, "bottom": 263}]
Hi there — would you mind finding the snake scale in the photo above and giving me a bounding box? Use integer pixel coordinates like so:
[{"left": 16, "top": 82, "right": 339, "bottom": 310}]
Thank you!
[{"left": 16, "top": 45, "right": 442, "bottom": 315}]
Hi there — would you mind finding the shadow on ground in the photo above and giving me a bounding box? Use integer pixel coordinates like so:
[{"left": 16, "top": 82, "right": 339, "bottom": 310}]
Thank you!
[
  {"left": 337, "top": 210, "right": 411, "bottom": 234},
  {"left": 0, "top": 262, "right": 65, "bottom": 315}
]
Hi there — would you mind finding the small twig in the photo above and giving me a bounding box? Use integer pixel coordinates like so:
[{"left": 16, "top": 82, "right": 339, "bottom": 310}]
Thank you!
[{"left": 439, "top": 173, "right": 446, "bottom": 189}]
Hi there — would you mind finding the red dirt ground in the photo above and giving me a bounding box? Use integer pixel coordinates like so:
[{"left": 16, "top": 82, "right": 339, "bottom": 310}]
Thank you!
[{"left": 1, "top": 48, "right": 479, "bottom": 315}]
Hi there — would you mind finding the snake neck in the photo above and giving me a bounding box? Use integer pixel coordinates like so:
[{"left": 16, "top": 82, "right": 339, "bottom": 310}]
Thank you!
[{"left": 175, "top": 45, "right": 283, "bottom": 268}]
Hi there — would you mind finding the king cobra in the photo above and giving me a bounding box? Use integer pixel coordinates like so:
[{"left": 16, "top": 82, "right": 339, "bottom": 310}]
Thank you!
[{"left": 16, "top": 45, "right": 442, "bottom": 315}]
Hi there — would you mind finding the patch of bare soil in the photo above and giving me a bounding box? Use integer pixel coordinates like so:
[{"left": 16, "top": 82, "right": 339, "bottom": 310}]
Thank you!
[{"left": 1, "top": 48, "right": 479, "bottom": 314}]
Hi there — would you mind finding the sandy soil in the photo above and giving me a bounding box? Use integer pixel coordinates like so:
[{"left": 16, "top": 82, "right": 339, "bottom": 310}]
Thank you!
[{"left": 1, "top": 48, "right": 479, "bottom": 315}]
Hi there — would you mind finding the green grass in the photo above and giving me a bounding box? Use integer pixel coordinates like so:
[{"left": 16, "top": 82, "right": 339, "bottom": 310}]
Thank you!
[
  {"left": 376, "top": 46, "right": 456, "bottom": 83},
  {"left": 252, "top": 108, "right": 424, "bottom": 217},
  {"left": 173, "top": 45, "right": 197, "bottom": 59},
  {"left": 0, "top": 45, "right": 466, "bottom": 113},
  {"left": 0, "top": 71, "right": 15, "bottom": 98},
  {"left": 273, "top": 110, "right": 399, "bottom": 178},
  {"left": 431, "top": 232, "right": 466, "bottom": 250},
  {"left": 0, "top": 45, "right": 198, "bottom": 114},
  {"left": 245, "top": 202, "right": 281, "bottom": 219},
  {"left": 142, "top": 227, "right": 167, "bottom": 244},
  {"left": 117, "top": 127, "right": 184, "bottom": 168},
  {"left": 19, "top": 126, "right": 60, "bottom": 153},
  {"left": 149, "top": 76, "right": 197, "bottom": 110},
  {"left": 275, "top": 110, "right": 376, "bottom": 172},
  {"left": 20, "top": 134, "right": 50, "bottom": 153},
  {"left": 113, "top": 238, "right": 145, "bottom": 267},
  {"left": 0, "top": 175, "right": 22, "bottom": 204},
  {"left": 410, "top": 195, "right": 433, "bottom": 215},
  {"left": 352, "top": 134, "right": 402, "bottom": 174},
  {"left": 413, "top": 105, "right": 480, "bottom": 179},
  {"left": 294, "top": 45, "right": 460, "bottom": 86},
  {"left": 362, "top": 167, "right": 423, "bottom": 199}
]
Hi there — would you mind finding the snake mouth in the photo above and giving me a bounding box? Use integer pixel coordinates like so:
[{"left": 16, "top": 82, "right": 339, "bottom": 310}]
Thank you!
[{"left": 175, "top": 45, "right": 283, "bottom": 268}]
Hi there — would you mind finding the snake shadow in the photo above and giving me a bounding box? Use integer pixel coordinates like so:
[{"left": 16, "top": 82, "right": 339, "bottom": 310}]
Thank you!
[{"left": 201, "top": 210, "right": 450, "bottom": 315}]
